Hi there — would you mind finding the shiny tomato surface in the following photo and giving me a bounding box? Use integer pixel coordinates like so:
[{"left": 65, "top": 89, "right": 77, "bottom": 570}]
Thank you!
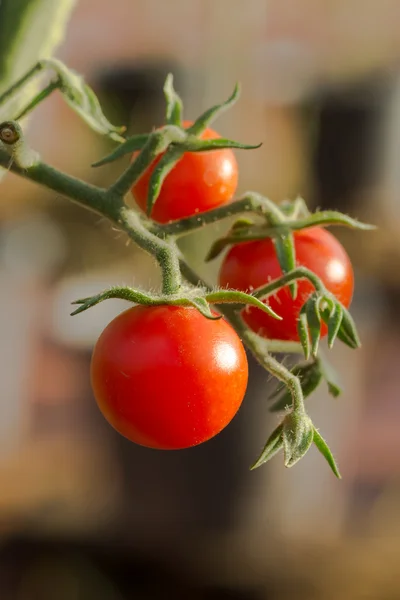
[
  {"left": 91, "top": 305, "right": 248, "bottom": 449},
  {"left": 131, "top": 120, "right": 238, "bottom": 223},
  {"left": 218, "top": 227, "right": 354, "bottom": 341}
]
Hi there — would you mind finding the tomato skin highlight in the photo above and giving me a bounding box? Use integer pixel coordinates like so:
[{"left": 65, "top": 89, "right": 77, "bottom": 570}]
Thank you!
[
  {"left": 91, "top": 306, "right": 248, "bottom": 449},
  {"left": 218, "top": 227, "right": 354, "bottom": 342},
  {"left": 131, "top": 120, "right": 238, "bottom": 223}
]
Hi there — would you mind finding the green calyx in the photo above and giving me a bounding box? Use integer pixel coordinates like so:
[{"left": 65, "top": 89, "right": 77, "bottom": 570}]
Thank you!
[
  {"left": 71, "top": 284, "right": 282, "bottom": 322},
  {"left": 92, "top": 74, "right": 261, "bottom": 217},
  {"left": 297, "top": 292, "right": 360, "bottom": 359},
  {"left": 251, "top": 410, "right": 341, "bottom": 478}
]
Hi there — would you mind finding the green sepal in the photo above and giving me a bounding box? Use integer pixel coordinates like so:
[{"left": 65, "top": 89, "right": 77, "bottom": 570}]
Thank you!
[
  {"left": 187, "top": 297, "right": 221, "bottom": 320},
  {"left": 273, "top": 233, "right": 297, "bottom": 298},
  {"left": 298, "top": 308, "right": 311, "bottom": 360},
  {"left": 312, "top": 427, "right": 341, "bottom": 478},
  {"left": 183, "top": 136, "right": 261, "bottom": 152},
  {"left": 92, "top": 134, "right": 149, "bottom": 167},
  {"left": 325, "top": 301, "right": 343, "bottom": 348},
  {"left": 231, "top": 217, "right": 255, "bottom": 230},
  {"left": 71, "top": 286, "right": 156, "bottom": 315},
  {"left": 163, "top": 73, "right": 183, "bottom": 126},
  {"left": 305, "top": 294, "right": 323, "bottom": 357},
  {"left": 186, "top": 83, "right": 241, "bottom": 136},
  {"left": 205, "top": 289, "right": 282, "bottom": 320},
  {"left": 337, "top": 307, "right": 361, "bottom": 349},
  {"left": 146, "top": 145, "right": 184, "bottom": 216},
  {"left": 250, "top": 423, "right": 284, "bottom": 470}
]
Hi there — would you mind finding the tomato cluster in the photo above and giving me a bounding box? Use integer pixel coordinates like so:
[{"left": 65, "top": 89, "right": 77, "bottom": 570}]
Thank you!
[{"left": 91, "top": 124, "right": 354, "bottom": 451}]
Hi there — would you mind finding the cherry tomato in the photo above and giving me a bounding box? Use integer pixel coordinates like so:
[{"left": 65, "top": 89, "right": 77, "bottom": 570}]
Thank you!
[
  {"left": 131, "top": 120, "right": 238, "bottom": 223},
  {"left": 218, "top": 227, "right": 354, "bottom": 342},
  {"left": 91, "top": 305, "right": 248, "bottom": 449}
]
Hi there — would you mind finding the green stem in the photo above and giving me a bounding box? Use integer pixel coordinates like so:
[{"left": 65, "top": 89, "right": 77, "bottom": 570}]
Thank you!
[
  {"left": 14, "top": 79, "right": 59, "bottom": 120},
  {"left": 119, "top": 208, "right": 181, "bottom": 294},
  {"left": 0, "top": 146, "right": 112, "bottom": 214},
  {"left": 224, "top": 309, "right": 306, "bottom": 414},
  {"left": 154, "top": 192, "right": 280, "bottom": 236},
  {"left": 178, "top": 259, "right": 305, "bottom": 411},
  {"left": 0, "top": 146, "right": 181, "bottom": 294},
  {"left": 156, "top": 199, "right": 373, "bottom": 238},
  {"left": 253, "top": 266, "right": 326, "bottom": 299},
  {"left": 109, "top": 126, "right": 186, "bottom": 198}
]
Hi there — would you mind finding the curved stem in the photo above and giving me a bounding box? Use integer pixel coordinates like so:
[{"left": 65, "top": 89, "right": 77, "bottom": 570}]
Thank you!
[
  {"left": 154, "top": 192, "right": 279, "bottom": 236},
  {"left": 0, "top": 147, "right": 181, "bottom": 294},
  {"left": 253, "top": 266, "right": 326, "bottom": 299},
  {"left": 118, "top": 208, "right": 181, "bottom": 294},
  {"left": 0, "top": 146, "right": 113, "bottom": 216},
  {"left": 223, "top": 309, "right": 306, "bottom": 413}
]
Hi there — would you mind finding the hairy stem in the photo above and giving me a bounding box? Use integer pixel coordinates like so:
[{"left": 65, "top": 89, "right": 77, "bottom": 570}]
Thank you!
[
  {"left": 253, "top": 266, "right": 326, "bottom": 298},
  {"left": 0, "top": 147, "right": 181, "bottom": 294},
  {"left": 154, "top": 192, "right": 279, "bottom": 236}
]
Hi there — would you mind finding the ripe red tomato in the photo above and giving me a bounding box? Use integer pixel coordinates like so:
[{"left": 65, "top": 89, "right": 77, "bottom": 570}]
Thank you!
[
  {"left": 91, "top": 305, "right": 248, "bottom": 449},
  {"left": 218, "top": 227, "right": 354, "bottom": 342},
  {"left": 131, "top": 120, "right": 238, "bottom": 223}
]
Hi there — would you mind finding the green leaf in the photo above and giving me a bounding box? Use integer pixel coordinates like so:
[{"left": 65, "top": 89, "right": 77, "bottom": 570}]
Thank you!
[
  {"left": 163, "top": 73, "right": 183, "bottom": 126},
  {"left": 282, "top": 411, "right": 314, "bottom": 468},
  {"left": 147, "top": 145, "right": 183, "bottom": 216},
  {"left": 206, "top": 289, "right": 282, "bottom": 320},
  {"left": 270, "top": 361, "right": 323, "bottom": 412},
  {"left": 337, "top": 307, "right": 361, "bottom": 349},
  {"left": 250, "top": 423, "right": 284, "bottom": 470},
  {"left": 184, "top": 136, "right": 262, "bottom": 152},
  {"left": 273, "top": 233, "right": 297, "bottom": 298},
  {"left": 305, "top": 295, "right": 323, "bottom": 357},
  {"left": 298, "top": 308, "right": 311, "bottom": 360},
  {"left": 312, "top": 427, "right": 341, "bottom": 478},
  {"left": 41, "top": 58, "right": 125, "bottom": 141},
  {"left": 187, "top": 82, "right": 241, "bottom": 136},
  {"left": 92, "top": 134, "right": 149, "bottom": 167}
]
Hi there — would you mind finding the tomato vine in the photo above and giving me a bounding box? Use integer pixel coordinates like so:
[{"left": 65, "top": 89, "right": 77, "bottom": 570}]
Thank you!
[{"left": 0, "top": 61, "right": 375, "bottom": 476}]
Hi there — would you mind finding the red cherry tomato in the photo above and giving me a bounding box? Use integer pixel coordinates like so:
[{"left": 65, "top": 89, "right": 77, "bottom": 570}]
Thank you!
[
  {"left": 218, "top": 227, "right": 354, "bottom": 342},
  {"left": 131, "top": 120, "right": 238, "bottom": 223},
  {"left": 91, "top": 305, "right": 248, "bottom": 449}
]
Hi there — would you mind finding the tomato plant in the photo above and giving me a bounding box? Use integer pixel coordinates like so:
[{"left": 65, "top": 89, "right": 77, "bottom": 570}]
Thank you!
[
  {"left": 131, "top": 120, "right": 238, "bottom": 223},
  {"left": 219, "top": 227, "right": 354, "bottom": 342},
  {"left": 90, "top": 305, "right": 248, "bottom": 449},
  {"left": 0, "top": 63, "right": 372, "bottom": 475}
]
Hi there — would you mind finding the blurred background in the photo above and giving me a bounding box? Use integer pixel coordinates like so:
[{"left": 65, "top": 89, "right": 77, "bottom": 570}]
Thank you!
[{"left": 1, "top": 0, "right": 400, "bottom": 598}]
